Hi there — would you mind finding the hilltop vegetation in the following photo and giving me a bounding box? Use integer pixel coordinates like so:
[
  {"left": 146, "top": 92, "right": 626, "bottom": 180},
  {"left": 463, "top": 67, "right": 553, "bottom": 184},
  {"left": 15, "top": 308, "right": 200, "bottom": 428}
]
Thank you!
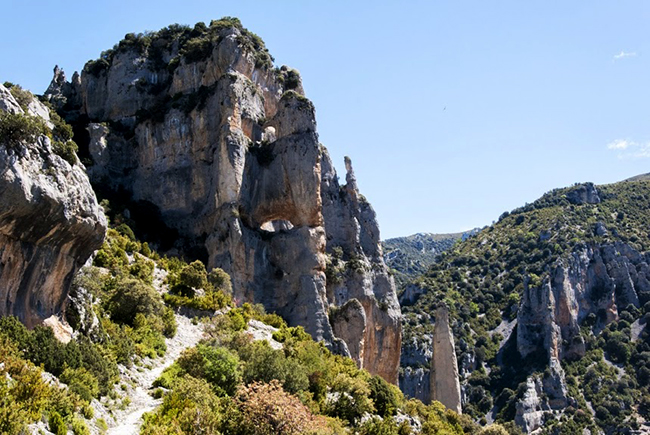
[
  {"left": 383, "top": 231, "right": 478, "bottom": 289},
  {"left": 402, "top": 179, "right": 650, "bottom": 433}
]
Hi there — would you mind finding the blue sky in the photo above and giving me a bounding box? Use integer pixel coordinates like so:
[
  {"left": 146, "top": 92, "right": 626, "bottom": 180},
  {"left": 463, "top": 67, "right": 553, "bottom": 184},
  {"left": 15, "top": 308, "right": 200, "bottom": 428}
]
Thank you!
[{"left": 2, "top": 1, "right": 649, "bottom": 238}]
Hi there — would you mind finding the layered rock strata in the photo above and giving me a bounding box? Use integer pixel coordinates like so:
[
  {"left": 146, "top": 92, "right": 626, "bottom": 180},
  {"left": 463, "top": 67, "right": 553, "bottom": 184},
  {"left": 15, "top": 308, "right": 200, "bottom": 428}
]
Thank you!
[
  {"left": 0, "top": 84, "right": 106, "bottom": 328},
  {"left": 46, "top": 21, "right": 401, "bottom": 382}
]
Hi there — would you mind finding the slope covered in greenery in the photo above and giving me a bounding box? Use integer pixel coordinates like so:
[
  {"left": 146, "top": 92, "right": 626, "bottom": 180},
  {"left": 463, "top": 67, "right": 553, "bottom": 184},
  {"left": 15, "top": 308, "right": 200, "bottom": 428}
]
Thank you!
[
  {"left": 402, "top": 179, "right": 650, "bottom": 433},
  {"left": 0, "top": 206, "right": 498, "bottom": 435}
]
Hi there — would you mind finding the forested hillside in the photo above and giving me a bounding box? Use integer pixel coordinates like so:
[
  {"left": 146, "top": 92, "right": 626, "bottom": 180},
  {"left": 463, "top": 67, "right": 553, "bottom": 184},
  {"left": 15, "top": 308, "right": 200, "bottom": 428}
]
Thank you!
[{"left": 402, "top": 180, "right": 650, "bottom": 434}]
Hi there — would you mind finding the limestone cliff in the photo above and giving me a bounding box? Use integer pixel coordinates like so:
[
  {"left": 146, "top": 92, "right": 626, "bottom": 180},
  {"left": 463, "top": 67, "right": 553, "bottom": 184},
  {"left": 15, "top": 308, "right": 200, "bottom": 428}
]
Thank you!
[
  {"left": 0, "top": 84, "right": 106, "bottom": 328},
  {"left": 46, "top": 19, "right": 401, "bottom": 382},
  {"left": 518, "top": 241, "right": 646, "bottom": 362},
  {"left": 430, "top": 306, "right": 462, "bottom": 413},
  {"left": 513, "top": 240, "right": 649, "bottom": 430}
]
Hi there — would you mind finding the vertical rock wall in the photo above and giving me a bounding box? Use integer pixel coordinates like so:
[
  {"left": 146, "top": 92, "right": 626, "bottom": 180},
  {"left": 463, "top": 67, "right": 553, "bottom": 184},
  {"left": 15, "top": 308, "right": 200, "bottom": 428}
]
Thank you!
[{"left": 46, "top": 22, "right": 401, "bottom": 382}]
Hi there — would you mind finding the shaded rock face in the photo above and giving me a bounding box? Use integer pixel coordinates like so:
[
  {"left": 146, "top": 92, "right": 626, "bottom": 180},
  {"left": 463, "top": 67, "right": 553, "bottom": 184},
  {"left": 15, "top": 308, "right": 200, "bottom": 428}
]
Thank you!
[
  {"left": 330, "top": 298, "right": 366, "bottom": 363},
  {"left": 400, "top": 367, "right": 430, "bottom": 403},
  {"left": 0, "top": 84, "right": 106, "bottom": 328},
  {"left": 565, "top": 182, "right": 601, "bottom": 205},
  {"left": 430, "top": 306, "right": 462, "bottom": 413},
  {"left": 399, "top": 331, "right": 432, "bottom": 403},
  {"left": 47, "top": 23, "right": 401, "bottom": 382}
]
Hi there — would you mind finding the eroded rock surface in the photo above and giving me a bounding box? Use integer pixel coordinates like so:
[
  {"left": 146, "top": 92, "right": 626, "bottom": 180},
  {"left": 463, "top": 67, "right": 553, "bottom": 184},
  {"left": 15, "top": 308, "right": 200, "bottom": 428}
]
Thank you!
[
  {"left": 45, "top": 21, "right": 401, "bottom": 382},
  {"left": 517, "top": 242, "right": 647, "bottom": 362},
  {"left": 515, "top": 240, "right": 649, "bottom": 431},
  {"left": 0, "top": 84, "right": 106, "bottom": 328},
  {"left": 430, "top": 306, "right": 462, "bottom": 413}
]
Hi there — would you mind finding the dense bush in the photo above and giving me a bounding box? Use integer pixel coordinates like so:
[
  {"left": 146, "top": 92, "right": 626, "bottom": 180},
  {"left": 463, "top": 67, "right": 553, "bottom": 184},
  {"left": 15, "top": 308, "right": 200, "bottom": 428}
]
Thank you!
[
  {"left": 142, "top": 375, "right": 222, "bottom": 435},
  {"left": 60, "top": 367, "right": 99, "bottom": 402},
  {"left": 4, "top": 82, "right": 33, "bottom": 111},
  {"left": 369, "top": 375, "right": 401, "bottom": 417},
  {"left": 0, "top": 111, "right": 48, "bottom": 148},
  {"left": 107, "top": 278, "right": 164, "bottom": 325},
  {"left": 49, "top": 411, "right": 67, "bottom": 435},
  {"left": 224, "top": 380, "right": 329, "bottom": 435},
  {"left": 164, "top": 259, "right": 232, "bottom": 312},
  {"left": 176, "top": 344, "right": 242, "bottom": 396}
]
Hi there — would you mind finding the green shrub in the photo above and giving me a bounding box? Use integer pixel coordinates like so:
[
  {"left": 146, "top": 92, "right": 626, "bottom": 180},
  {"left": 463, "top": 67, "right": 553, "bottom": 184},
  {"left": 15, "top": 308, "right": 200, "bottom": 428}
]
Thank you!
[
  {"left": 359, "top": 417, "right": 399, "bottom": 435},
  {"left": 208, "top": 267, "right": 232, "bottom": 295},
  {"left": 52, "top": 139, "right": 78, "bottom": 165},
  {"left": 116, "top": 223, "right": 136, "bottom": 241},
  {"left": 60, "top": 366, "right": 100, "bottom": 402},
  {"left": 369, "top": 375, "right": 400, "bottom": 417},
  {"left": 142, "top": 375, "right": 222, "bottom": 435},
  {"left": 71, "top": 416, "right": 91, "bottom": 435},
  {"left": 478, "top": 424, "right": 509, "bottom": 435},
  {"left": 0, "top": 112, "right": 48, "bottom": 148},
  {"left": 325, "top": 373, "right": 374, "bottom": 424},
  {"left": 177, "top": 344, "right": 242, "bottom": 396},
  {"left": 6, "top": 83, "right": 33, "bottom": 111},
  {"left": 26, "top": 326, "right": 81, "bottom": 376},
  {"left": 239, "top": 340, "right": 310, "bottom": 395},
  {"left": 179, "top": 260, "right": 208, "bottom": 290},
  {"left": 132, "top": 314, "right": 167, "bottom": 357},
  {"left": 153, "top": 363, "right": 184, "bottom": 389},
  {"left": 181, "top": 36, "right": 214, "bottom": 63},
  {"left": 49, "top": 411, "right": 67, "bottom": 435},
  {"left": 0, "top": 336, "right": 53, "bottom": 433},
  {"left": 107, "top": 278, "right": 164, "bottom": 326},
  {"left": 130, "top": 254, "right": 155, "bottom": 283}
]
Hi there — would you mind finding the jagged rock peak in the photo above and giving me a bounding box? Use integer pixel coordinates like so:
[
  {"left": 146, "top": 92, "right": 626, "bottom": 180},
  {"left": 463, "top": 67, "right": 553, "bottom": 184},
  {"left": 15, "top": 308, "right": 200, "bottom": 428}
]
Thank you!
[
  {"left": 45, "top": 65, "right": 82, "bottom": 111},
  {"left": 46, "top": 18, "right": 402, "bottom": 383}
]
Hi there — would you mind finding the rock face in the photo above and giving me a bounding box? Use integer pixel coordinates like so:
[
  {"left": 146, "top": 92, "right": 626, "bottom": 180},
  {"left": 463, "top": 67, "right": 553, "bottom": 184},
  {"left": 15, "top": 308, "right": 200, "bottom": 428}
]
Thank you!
[
  {"left": 0, "top": 84, "right": 106, "bottom": 328},
  {"left": 517, "top": 241, "right": 648, "bottom": 362},
  {"left": 515, "top": 239, "right": 650, "bottom": 431},
  {"left": 565, "top": 182, "right": 601, "bottom": 205},
  {"left": 430, "top": 306, "right": 462, "bottom": 413},
  {"left": 46, "top": 21, "right": 401, "bottom": 382},
  {"left": 400, "top": 367, "right": 430, "bottom": 403}
]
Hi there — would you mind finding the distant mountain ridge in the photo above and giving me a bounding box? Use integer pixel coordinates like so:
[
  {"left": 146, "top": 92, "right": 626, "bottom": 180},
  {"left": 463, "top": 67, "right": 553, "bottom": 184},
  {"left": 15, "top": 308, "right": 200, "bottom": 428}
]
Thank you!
[{"left": 382, "top": 230, "right": 479, "bottom": 288}]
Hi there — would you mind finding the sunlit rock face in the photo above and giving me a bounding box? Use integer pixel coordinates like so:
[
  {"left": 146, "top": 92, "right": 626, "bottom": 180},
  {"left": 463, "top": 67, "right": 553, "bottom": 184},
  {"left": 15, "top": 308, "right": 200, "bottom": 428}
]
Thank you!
[{"left": 46, "top": 21, "right": 401, "bottom": 382}]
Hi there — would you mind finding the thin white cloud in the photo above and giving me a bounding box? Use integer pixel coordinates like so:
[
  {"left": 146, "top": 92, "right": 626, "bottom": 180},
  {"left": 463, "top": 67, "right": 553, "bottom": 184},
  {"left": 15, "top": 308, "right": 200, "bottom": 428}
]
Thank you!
[
  {"left": 607, "top": 138, "right": 650, "bottom": 159},
  {"left": 607, "top": 139, "right": 629, "bottom": 150},
  {"left": 613, "top": 51, "right": 637, "bottom": 60}
]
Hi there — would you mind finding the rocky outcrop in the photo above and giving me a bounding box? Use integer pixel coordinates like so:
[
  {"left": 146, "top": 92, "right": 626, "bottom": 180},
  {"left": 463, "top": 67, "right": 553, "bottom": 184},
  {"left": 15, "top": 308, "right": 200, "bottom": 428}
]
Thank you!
[
  {"left": 515, "top": 240, "right": 649, "bottom": 431},
  {"left": 517, "top": 242, "right": 647, "bottom": 362},
  {"left": 400, "top": 367, "right": 430, "bottom": 403},
  {"left": 45, "top": 21, "right": 401, "bottom": 382},
  {"left": 399, "top": 330, "right": 433, "bottom": 403},
  {"left": 565, "top": 182, "right": 600, "bottom": 205},
  {"left": 44, "top": 65, "right": 82, "bottom": 111},
  {"left": 330, "top": 298, "right": 366, "bottom": 364},
  {"left": 430, "top": 306, "right": 462, "bottom": 413},
  {"left": 0, "top": 84, "right": 106, "bottom": 328}
]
